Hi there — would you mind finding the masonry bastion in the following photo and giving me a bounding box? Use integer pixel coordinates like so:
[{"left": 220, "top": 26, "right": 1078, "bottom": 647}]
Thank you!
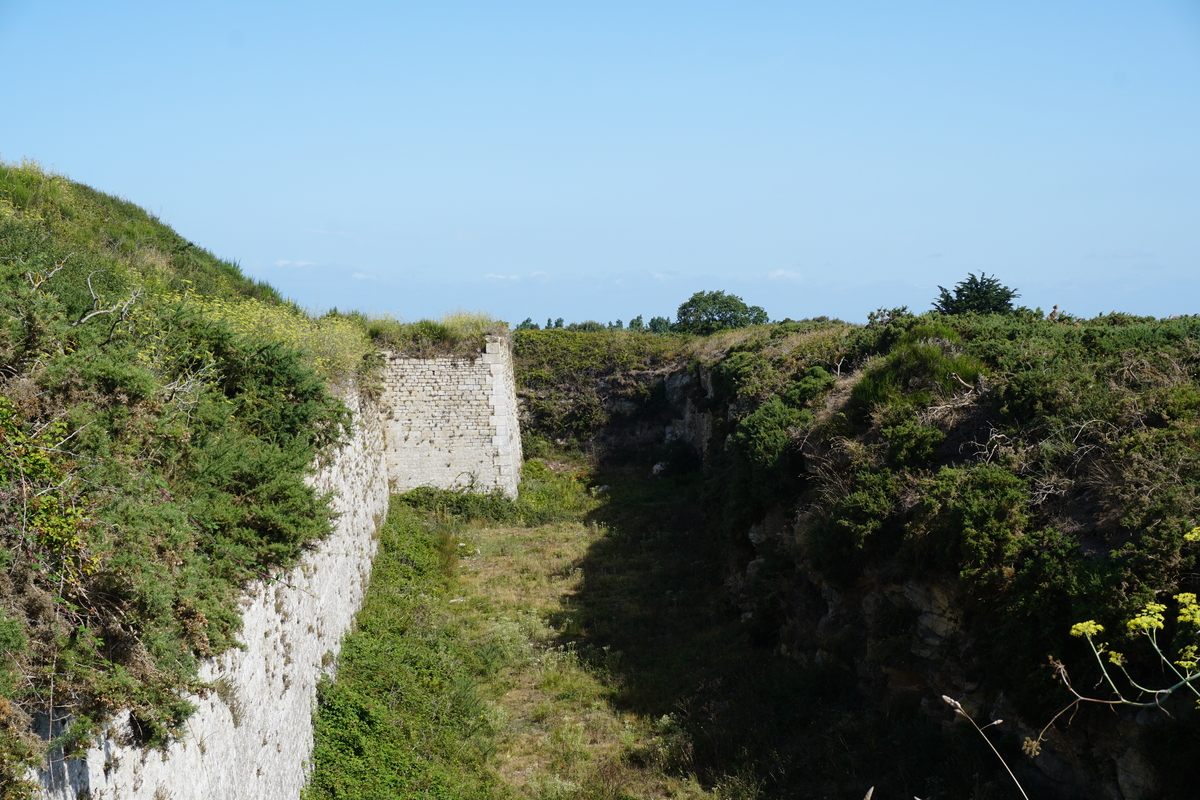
[{"left": 35, "top": 337, "right": 523, "bottom": 799}]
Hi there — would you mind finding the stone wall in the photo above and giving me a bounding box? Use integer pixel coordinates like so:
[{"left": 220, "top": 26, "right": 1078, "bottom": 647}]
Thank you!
[
  {"left": 380, "top": 335, "right": 523, "bottom": 498},
  {"left": 33, "top": 342, "right": 525, "bottom": 799},
  {"left": 36, "top": 385, "right": 390, "bottom": 800}
]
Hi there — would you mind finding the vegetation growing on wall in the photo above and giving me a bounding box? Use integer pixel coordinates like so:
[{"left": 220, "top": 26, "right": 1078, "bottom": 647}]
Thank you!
[
  {"left": 0, "top": 160, "right": 369, "bottom": 794},
  {"left": 365, "top": 309, "right": 508, "bottom": 358}
]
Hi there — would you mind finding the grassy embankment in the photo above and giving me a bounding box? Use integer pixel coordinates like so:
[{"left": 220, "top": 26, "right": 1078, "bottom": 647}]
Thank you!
[
  {"left": 306, "top": 459, "right": 785, "bottom": 800},
  {"left": 0, "top": 157, "right": 512, "bottom": 797},
  {"left": 0, "top": 160, "right": 487, "bottom": 795}
]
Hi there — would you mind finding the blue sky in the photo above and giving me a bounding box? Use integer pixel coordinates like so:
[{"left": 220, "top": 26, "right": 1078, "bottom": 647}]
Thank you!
[{"left": 3, "top": 1, "right": 1198, "bottom": 324}]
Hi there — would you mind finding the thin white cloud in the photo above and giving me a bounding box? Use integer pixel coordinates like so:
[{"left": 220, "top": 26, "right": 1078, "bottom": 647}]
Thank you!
[
  {"left": 653, "top": 273, "right": 674, "bottom": 282},
  {"left": 352, "top": 272, "right": 375, "bottom": 280},
  {"left": 769, "top": 269, "right": 802, "bottom": 281},
  {"left": 275, "top": 259, "right": 317, "bottom": 267},
  {"left": 528, "top": 271, "right": 549, "bottom": 278},
  {"left": 302, "top": 228, "right": 353, "bottom": 237},
  {"left": 482, "top": 273, "right": 520, "bottom": 280}
]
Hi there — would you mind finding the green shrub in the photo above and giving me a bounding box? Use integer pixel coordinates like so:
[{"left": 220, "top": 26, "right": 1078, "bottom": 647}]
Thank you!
[
  {"left": 904, "top": 465, "right": 1030, "bottom": 585},
  {"left": 170, "top": 293, "right": 373, "bottom": 384},
  {"left": 396, "top": 461, "right": 598, "bottom": 528},
  {"left": 784, "top": 365, "right": 836, "bottom": 408},
  {"left": 723, "top": 398, "right": 809, "bottom": 526},
  {"left": 730, "top": 398, "right": 806, "bottom": 475},
  {"left": 849, "top": 323, "right": 984, "bottom": 419},
  {"left": 398, "top": 486, "right": 518, "bottom": 524},
  {"left": 715, "top": 351, "right": 775, "bottom": 400},
  {"left": 0, "top": 613, "right": 25, "bottom": 696},
  {"left": 808, "top": 470, "right": 903, "bottom": 585},
  {"left": 881, "top": 418, "right": 946, "bottom": 468}
]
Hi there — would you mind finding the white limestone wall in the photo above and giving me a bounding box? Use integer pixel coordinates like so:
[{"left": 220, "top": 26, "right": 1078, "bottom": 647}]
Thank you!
[
  {"left": 36, "top": 385, "right": 390, "bottom": 800},
  {"left": 380, "top": 335, "right": 523, "bottom": 498}
]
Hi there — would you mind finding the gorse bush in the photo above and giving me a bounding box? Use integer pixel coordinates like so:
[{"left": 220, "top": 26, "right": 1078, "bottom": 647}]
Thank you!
[
  {"left": 166, "top": 292, "right": 374, "bottom": 384},
  {"left": 0, "top": 397, "right": 98, "bottom": 589},
  {"left": 881, "top": 417, "right": 945, "bottom": 468},
  {"left": 0, "top": 159, "right": 353, "bottom": 791},
  {"left": 904, "top": 465, "right": 1032, "bottom": 585},
  {"left": 807, "top": 470, "right": 904, "bottom": 585},
  {"left": 727, "top": 397, "right": 809, "bottom": 517},
  {"left": 784, "top": 365, "right": 837, "bottom": 408}
]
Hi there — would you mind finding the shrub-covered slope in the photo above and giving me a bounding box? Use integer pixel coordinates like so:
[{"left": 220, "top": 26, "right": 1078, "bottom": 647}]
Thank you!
[
  {"left": 513, "top": 312, "right": 1200, "bottom": 796},
  {"left": 0, "top": 161, "right": 370, "bottom": 794}
]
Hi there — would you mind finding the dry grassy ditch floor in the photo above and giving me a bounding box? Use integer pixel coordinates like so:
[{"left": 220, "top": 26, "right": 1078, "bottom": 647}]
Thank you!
[
  {"left": 309, "top": 469, "right": 1017, "bottom": 800},
  {"left": 450, "top": 520, "right": 721, "bottom": 799}
]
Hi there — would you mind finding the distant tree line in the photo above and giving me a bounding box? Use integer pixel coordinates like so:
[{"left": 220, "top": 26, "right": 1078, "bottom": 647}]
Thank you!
[
  {"left": 514, "top": 290, "right": 769, "bottom": 335},
  {"left": 513, "top": 274, "right": 1025, "bottom": 335}
]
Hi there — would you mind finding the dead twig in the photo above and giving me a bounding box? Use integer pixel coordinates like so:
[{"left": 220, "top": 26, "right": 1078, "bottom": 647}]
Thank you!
[
  {"left": 70, "top": 272, "right": 143, "bottom": 329},
  {"left": 25, "top": 253, "right": 72, "bottom": 290}
]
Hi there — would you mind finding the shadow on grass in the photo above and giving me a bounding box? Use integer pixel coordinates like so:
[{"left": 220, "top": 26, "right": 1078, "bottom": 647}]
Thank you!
[{"left": 557, "top": 459, "right": 1044, "bottom": 800}]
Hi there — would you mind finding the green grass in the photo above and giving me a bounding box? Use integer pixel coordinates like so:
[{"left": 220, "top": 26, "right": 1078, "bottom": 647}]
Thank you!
[
  {"left": 311, "top": 461, "right": 1043, "bottom": 799},
  {"left": 0, "top": 158, "right": 362, "bottom": 793},
  {"left": 363, "top": 309, "right": 508, "bottom": 358},
  {"left": 304, "top": 502, "right": 506, "bottom": 800},
  {"left": 0, "top": 158, "right": 282, "bottom": 302}
]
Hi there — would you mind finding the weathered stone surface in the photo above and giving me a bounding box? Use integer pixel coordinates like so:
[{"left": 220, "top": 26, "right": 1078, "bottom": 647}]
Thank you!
[
  {"left": 380, "top": 336, "right": 523, "bottom": 498},
  {"left": 1116, "top": 746, "right": 1159, "bottom": 800},
  {"left": 33, "top": 342, "right": 526, "bottom": 798},
  {"left": 36, "top": 386, "right": 390, "bottom": 800}
]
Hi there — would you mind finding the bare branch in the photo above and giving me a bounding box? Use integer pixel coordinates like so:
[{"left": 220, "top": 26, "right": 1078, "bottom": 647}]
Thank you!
[
  {"left": 26, "top": 253, "right": 72, "bottom": 290},
  {"left": 69, "top": 273, "right": 144, "bottom": 329}
]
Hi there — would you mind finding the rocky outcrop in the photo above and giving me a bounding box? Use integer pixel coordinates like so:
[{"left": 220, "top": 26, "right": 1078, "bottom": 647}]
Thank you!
[{"left": 582, "top": 359, "right": 1175, "bottom": 800}]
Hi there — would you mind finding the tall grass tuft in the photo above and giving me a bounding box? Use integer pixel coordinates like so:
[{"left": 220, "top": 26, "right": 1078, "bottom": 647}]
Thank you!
[{"left": 366, "top": 309, "right": 508, "bottom": 358}]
